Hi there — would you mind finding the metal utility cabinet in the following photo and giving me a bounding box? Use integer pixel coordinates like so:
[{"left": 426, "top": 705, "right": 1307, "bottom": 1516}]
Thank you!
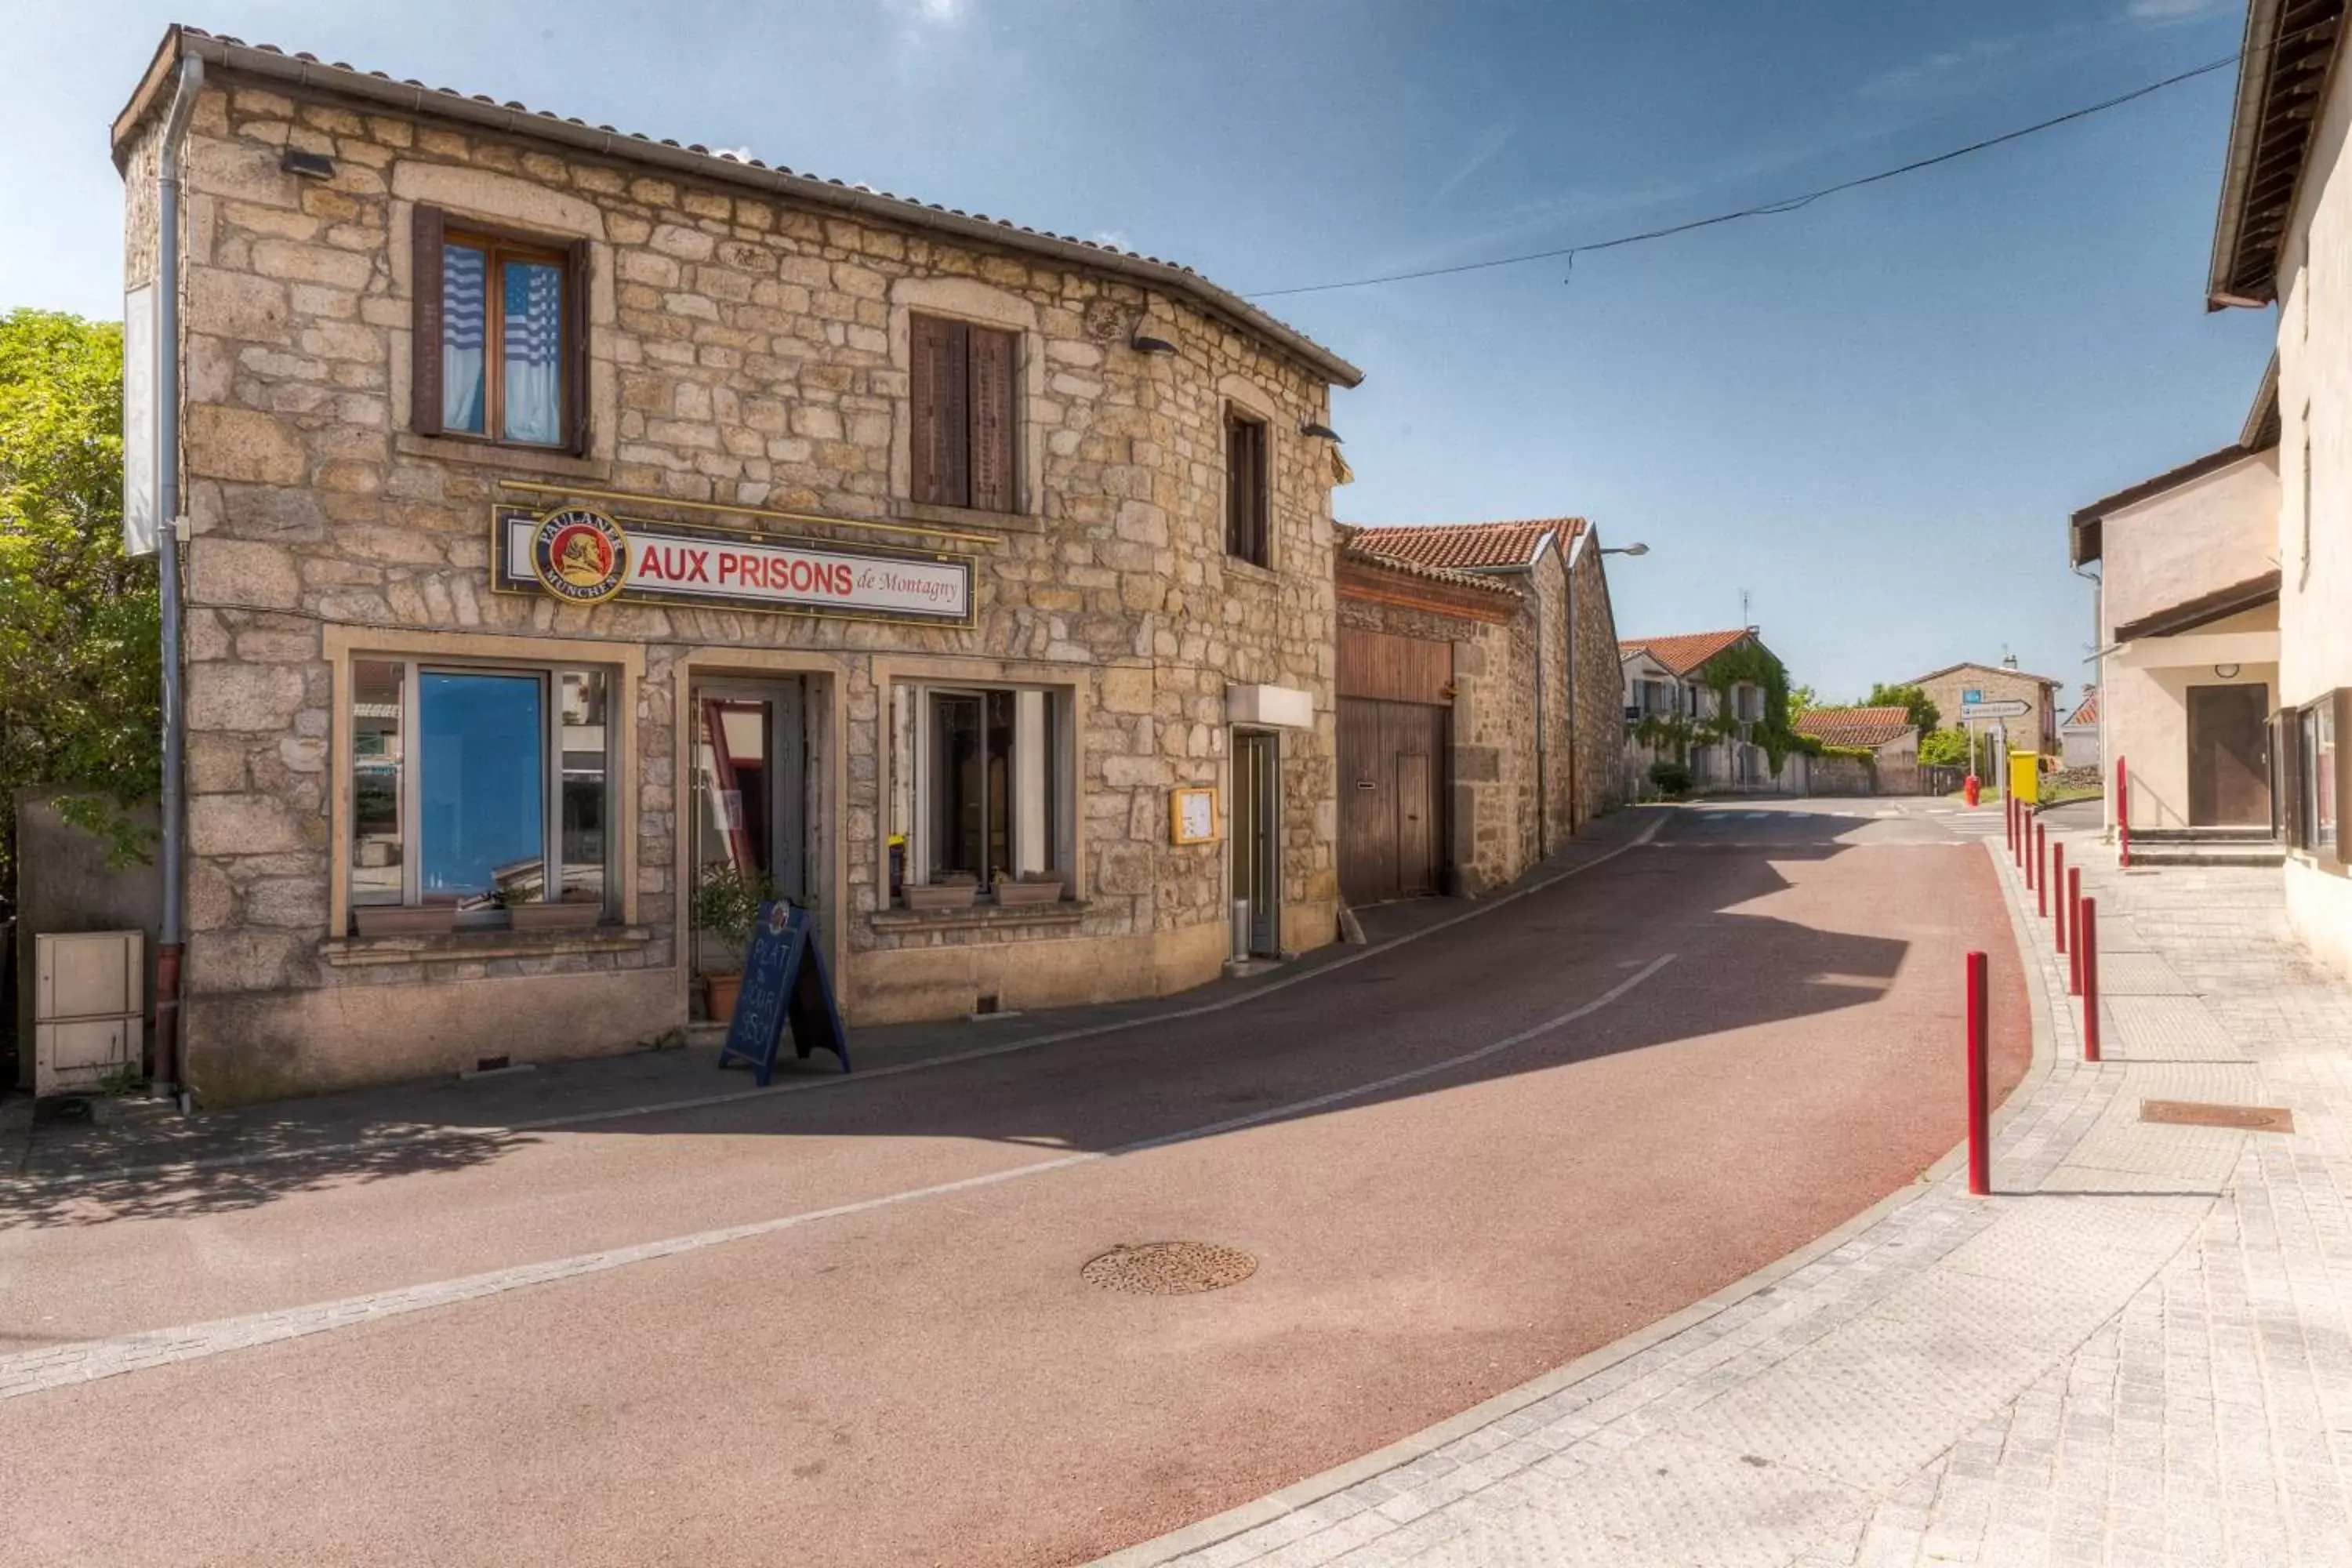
[{"left": 34, "top": 931, "right": 144, "bottom": 1095}]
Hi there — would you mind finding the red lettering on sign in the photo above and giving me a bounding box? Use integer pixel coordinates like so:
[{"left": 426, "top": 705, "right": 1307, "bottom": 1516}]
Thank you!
[
  {"left": 686, "top": 548, "right": 710, "bottom": 583},
  {"left": 716, "top": 551, "right": 739, "bottom": 585}
]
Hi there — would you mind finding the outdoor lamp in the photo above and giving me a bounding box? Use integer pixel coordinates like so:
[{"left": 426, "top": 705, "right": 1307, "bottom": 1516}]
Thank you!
[
  {"left": 1129, "top": 334, "right": 1178, "bottom": 355},
  {"left": 1602, "top": 542, "right": 1650, "bottom": 557},
  {"left": 280, "top": 149, "right": 336, "bottom": 180},
  {"left": 1300, "top": 421, "right": 1343, "bottom": 442}
]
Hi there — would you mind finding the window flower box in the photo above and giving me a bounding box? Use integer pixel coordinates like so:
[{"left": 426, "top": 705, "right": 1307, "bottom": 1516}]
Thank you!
[
  {"left": 904, "top": 879, "right": 978, "bottom": 912},
  {"left": 993, "top": 874, "right": 1065, "bottom": 907},
  {"left": 509, "top": 899, "right": 604, "bottom": 931},
  {"left": 353, "top": 903, "right": 459, "bottom": 938}
]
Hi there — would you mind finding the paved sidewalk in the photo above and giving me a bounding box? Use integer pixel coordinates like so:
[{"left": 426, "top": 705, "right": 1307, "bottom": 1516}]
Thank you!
[{"left": 1115, "top": 822, "right": 2352, "bottom": 1566}]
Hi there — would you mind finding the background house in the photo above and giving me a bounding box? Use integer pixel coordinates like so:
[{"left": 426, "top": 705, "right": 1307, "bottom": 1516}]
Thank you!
[
  {"left": 1908, "top": 660, "right": 2063, "bottom": 763},
  {"left": 1792, "top": 705, "right": 1919, "bottom": 794},
  {"left": 1619, "top": 627, "right": 1805, "bottom": 795},
  {"left": 2061, "top": 689, "right": 2101, "bottom": 771}
]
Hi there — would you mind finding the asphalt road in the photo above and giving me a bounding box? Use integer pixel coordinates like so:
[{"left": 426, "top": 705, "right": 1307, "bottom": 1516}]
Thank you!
[{"left": 0, "top": 798, "right": 2029, "bottom": 1568}]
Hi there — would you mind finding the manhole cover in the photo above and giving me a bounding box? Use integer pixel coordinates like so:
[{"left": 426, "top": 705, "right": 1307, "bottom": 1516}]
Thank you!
[
  {"left": 1082, "top": 1242, "right": 1257, "bottom": 1295},
  {"left": 2140, "top": 1099, "right": 2295, "bottom": 1133}
]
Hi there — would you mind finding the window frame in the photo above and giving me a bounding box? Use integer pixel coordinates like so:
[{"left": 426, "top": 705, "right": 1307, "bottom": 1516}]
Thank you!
[
  {"left": 410, "top": 205, "right": 590, "bottom": 455},
  {"left": 347, "top": 652, "right": 620, "bottom": 926},
  {"left": 1225, "top": 405, "right": 1271, "bottom": 566},
  {"left": 890, "top": 680, "right": 1076, "bottom": 899},
  {"left": 908, "top": 312, "right": 1021, "bottom": 514}
]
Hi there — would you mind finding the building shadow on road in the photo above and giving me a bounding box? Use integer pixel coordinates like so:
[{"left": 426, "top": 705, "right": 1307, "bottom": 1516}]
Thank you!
[{"left": 2, "top": 804, "right": 2013, "bottom": 1229}]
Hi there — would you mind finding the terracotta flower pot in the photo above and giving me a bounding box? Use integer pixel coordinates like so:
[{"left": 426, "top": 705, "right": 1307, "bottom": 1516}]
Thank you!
[
  {"left": 903, "top": 881, "right": 978, "bottom": 912},
  {"left": 703, "top": 971, "right": 744, "bottom": 1021},
  {"left": 353, "top": 904, "right": 458, "bottom": 937},
  {"left": 993, "top": 877, "right": 1064, "bottom": 907},
  {"left": 510, "top": 901, "right": 603, "bottom": 931}
]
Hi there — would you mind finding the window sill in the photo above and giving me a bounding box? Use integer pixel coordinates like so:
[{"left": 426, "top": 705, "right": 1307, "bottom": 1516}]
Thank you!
[
  {"left": 868, "top": 901, "right": 1088, "bottom": 935},
  {"left": 395, "top": 432, "right": 608, "bottom": 481},
  {"left": 1222, "top": 556, "right": 1281, "bottom": 586},
  {"left": 321, "top": 924, "right": 652, "bottom": 967},
  {"left": 891, "top": 499, "right": 1044, "bottom": 535}
]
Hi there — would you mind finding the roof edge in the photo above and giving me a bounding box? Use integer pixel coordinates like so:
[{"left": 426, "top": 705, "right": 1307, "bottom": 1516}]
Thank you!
[
  {"left": 2209, "top": 0, "right": 2289, "bottom": 307},
  {"left": 115, "top": 27, "right": 1364, "bottom": 388}
]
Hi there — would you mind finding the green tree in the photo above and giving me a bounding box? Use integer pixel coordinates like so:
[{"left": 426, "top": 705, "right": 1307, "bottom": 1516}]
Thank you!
[
  {"left": 1785, "top": 684, "right": 1817, "bottom": 724},
  {"left": 1867, "top": 681, "right": 1940, "bottom": 736},
  {"left": 0, "top": 308, "right": 159, "bottom": 914}
]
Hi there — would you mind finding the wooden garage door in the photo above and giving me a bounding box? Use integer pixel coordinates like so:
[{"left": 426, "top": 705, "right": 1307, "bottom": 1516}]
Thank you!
[{"left": 1339, "top": 697, "right": 1448, "bottom": 905}]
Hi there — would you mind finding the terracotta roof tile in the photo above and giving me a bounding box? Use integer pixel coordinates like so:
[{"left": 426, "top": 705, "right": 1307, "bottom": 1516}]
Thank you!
[
  {"left": 1335, "top": 531, "right": 1523, "bottom": 597},
  {"left": 1345, "top": 518, "right": 1585, "bottom": 572},
  {"left": 2064, "top": 689, "right": 2100, "bottom": 729},
  {"left": 1618, "top": 628, "right": 1754, "bottom": 676},
  {"left": 1794, "top": 706, "right": 1915, "bottom": 750}
]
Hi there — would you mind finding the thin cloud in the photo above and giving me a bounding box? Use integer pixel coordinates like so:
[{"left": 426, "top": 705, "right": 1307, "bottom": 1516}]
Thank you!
[
  {"left": 1436, "top": 122, "right": 1517, "bottom": 201},
  {"left": 2126, "top": 0, "right": 2227, "bottom": 20},
  {"left": 1857, "top": 35, "right": 2025, "bottom": 103}
]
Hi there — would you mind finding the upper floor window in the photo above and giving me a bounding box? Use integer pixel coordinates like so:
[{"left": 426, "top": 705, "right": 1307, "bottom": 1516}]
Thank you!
[
  {"left": 910, "top": 314, "right": 1018, "bottom": 512},
  {"left": 1225, "top": 408, "right": 1269, "bottom": 565},
  {"left": 411, "top": 206, "right": 586, "bottom": 452}
]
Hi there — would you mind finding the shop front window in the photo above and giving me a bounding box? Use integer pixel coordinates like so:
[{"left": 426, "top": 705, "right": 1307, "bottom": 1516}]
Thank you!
[
  {"left": 891, "top": 683, "right": 1070, "bottom": 897},
  {"left": 348, "top": 658, "right": 615, "bottom": 922}
]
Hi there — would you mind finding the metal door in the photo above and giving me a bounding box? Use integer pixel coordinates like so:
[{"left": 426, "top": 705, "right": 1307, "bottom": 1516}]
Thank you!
[
  {"left": 1232, "top": 731, "right": 1279, "bottom": 954},
  {"left": 2189, "top": 684, "right": 2270, "bottom": 826},
  {"left": 691, "top": 678, "right": 808, "bottom": 909}
]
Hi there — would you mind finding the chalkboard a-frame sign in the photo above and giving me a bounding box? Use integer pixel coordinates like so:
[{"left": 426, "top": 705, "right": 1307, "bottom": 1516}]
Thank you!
[{"left": 715, "top": 902, "right": 851, "bottom": 1083}]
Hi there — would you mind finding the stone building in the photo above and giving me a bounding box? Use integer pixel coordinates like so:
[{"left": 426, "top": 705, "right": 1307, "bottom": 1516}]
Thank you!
[
  {"left": 1620, "top": 627, "right": 1802, "bottom": 795},
  {"left": 114, "top": 27, "right": 1361, "bottom": 1101},
  {"left": 1338, "top": 519, "right": 1625, "bottom": 897},
  {"left": 1907, "top": 660, "right": 2064, "bottom": 763}
]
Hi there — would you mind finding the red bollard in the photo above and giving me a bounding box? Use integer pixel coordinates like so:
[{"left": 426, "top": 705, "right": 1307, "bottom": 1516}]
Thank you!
[
  {"left": 2051, "top": 841, "right": 2066, "bottom": 951},
  {"left": 2067, "top": 866, "right": 2082, "bottom": 996},
  {"left": 2005, "top": 793, "right": 2016, "bottom": 852},
  {"left": 1966, "top": 949, "right": 1991, "bottom": 1196},
  {"left": 2079, "top": 896, "right": 2100, "bottom": 1062},
  {"left": 2033, "top": 821, "right": 2047, "bottom": 911},
  {"left": 2116, "top": 758, "right": 2131, "bottom": 869}
]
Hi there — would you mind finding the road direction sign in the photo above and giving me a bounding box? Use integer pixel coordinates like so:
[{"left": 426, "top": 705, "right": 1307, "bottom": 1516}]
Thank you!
[{"left": 1961, "top": 699, "right": 2030, "bottom": 720}]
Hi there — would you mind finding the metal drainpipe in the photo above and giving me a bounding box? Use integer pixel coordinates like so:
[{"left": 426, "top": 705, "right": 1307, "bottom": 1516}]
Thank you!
[
  {"left": 1531, "top": 589, "right": 1548, "bottom": 858},
  {"left": 2074, "top": 561, "right": 2106, "bottom": 837},
  {"left": 153, "top": 53, "right": 205, "bottom": 1104},
  {"left": 1562, "top": 546, "right": 1578, "bottom": 837}
]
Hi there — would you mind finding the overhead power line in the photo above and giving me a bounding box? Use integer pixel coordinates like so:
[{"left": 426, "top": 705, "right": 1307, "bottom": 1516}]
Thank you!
[{"left": 1245, "top": 48, "right": 2248, "bottom": 299}]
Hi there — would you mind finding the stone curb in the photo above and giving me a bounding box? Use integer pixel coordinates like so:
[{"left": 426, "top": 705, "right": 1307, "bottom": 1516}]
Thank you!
[{"left": 1085, "top": 825, "right": 2061, "bottom": 1568}]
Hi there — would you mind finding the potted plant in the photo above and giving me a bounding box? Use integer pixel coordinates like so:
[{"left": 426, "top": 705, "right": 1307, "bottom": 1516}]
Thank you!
[
  {"left": 692, "top": 862, "right": 775, "bottom": 1019},
  {"left": 993, "top": 869, "right": 1065, "bottom": 907},
  {"left": 903, "top": 871, "right": 979, "bottom": 912}
]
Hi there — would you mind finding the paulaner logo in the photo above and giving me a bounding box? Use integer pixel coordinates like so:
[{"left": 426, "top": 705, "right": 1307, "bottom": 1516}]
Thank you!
[{"left": 529, "top": 508, "right": 629, "bottom": 604}]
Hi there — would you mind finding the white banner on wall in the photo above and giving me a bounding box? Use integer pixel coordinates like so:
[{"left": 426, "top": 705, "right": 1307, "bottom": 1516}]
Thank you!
[{"left": 122, "top": 285, "right": 158, "bottom": 557}]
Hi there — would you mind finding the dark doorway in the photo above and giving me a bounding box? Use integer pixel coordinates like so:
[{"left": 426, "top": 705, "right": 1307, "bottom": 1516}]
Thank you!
[
  {"left": 2188, "top": 683, "right": 2270, "bottom": 827},
  {"left": 1338, "top": 698, "right": 1447, "bottom": 905},
  {"left": 1231, "top": 731, "right": 1280, "bottom": 955}
]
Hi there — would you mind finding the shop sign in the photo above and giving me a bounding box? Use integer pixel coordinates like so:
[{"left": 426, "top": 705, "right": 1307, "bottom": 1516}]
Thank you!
[{"left": 493, "top": 504, "right": 972, "bottom": 625}]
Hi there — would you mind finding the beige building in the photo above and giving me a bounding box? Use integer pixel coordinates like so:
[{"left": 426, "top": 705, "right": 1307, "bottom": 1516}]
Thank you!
[
  {"left": 1620, "top": 628, "right": 1805, "bottom": 794},
  {"left": 2067, "top": 429, "right": 2280, "bottom": 838},
  {"left": 2208, "top": 0, "right": 2352, "bottom": 975},
  {"left": 114, "top": 27, "right": 1363, "bottom": 1101},
  {"left": 1907, "top": 661, "right": 2063, "bottom": 763}
]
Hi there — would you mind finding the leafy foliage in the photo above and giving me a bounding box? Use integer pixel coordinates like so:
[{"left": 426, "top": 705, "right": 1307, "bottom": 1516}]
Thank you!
[
  {"left": 1697, "top": 641, "right": 1804, "bottom": 770},
  {"left": 1647, "top": 760, "right": 1692, "bottom": 797},
  {"left": 1785, "top": 684, "right": 1817, "bottom": 724},
  {"left": 1866, "top": 682, "right": 1940, "bottom": 736},
  {"left": 1918, "top": 727, "right": 1994, "bottom": 773},
  {"left": 1, "top": 309, "right": 160, "bottom": 913}
]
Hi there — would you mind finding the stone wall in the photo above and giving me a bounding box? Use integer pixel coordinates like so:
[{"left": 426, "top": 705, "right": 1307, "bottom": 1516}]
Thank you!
[
  {"left": 138, "top": 67, "right": 1347, "bottom": 1098},
  {"left": 1565, "top": 538, "right": 1625, "bottom": 830}
]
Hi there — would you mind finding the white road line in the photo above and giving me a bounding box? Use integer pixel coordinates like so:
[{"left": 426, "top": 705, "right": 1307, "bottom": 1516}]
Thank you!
[
  {"left": 4, "top": 818, "right": 1677, "bottom": 1195},
  {"left": 0, "top": 956, "right": 1680, "bottom": 1399},
  {"left": 1743, "top": 811, "right": 1769, "bottom": 821}
]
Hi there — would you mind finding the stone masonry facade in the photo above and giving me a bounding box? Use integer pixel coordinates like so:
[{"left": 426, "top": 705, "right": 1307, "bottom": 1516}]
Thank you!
[{"left": 116, "top": 31, "right": 1357, "bottom": 1099}]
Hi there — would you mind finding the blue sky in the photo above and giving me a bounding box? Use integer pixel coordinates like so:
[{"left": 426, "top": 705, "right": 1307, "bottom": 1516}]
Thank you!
[{"left": 0, "top": 0, "right": 2277, "bottom": 702}]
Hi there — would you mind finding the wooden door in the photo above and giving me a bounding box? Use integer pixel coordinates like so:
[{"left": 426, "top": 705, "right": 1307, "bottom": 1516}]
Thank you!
[
  {"left": 1339, "top": 698, "right": 1447, "bottom": 905},
  {"left": 2189, "top": 684, "right": 2270, "bottom": 826}
]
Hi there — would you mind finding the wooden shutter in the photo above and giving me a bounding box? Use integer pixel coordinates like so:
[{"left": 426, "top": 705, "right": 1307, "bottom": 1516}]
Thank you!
[
  {"left": 1227, "top": 413, "right": 1265, "bottom": 563},
  {"left": 968, "top": 325, "right": 1016, "bottom": 514},
  {"left": 910, "top": 314, "right": 970, "bottom": 507},
  {"left": 564, "top": 237, "right": 592, "bottom": 456},
  {"left": 411, "top": 205, "right": 446, "bottom": 437},
  {"left": 2278, "top": 708, "right": 2304, "bottom": 849}
]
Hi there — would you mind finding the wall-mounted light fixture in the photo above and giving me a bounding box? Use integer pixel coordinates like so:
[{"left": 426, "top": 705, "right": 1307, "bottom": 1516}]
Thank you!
[
  {"left": 1129, "top": 334, "right": 1178, "bottom": 355},
  {"left": 280, "top": 149, "right": 336, "bottom": 180},
  {"left": 1602, "top": 542, "right": 1650, "bottom": 557},
  {"left": 1300, "top": 421, "right": 1342, "bottom": 443},
  {"left": 2215, "top": 662, "right": 2242, "bottom": 679}
]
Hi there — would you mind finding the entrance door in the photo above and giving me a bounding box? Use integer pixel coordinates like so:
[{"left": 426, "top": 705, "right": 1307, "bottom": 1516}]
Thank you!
[
  {"left": 691, "top": 679, "right": 808, "bottom": 919},
  {"left": 1338, "top": 697, "right": 1447, "bottom": 905},
  {"left": 1231, "top": 731, "right": 1279, "bottom": 956},
  {"left": 2188, "top": 684, "right": 2270, "bottom": 826}
]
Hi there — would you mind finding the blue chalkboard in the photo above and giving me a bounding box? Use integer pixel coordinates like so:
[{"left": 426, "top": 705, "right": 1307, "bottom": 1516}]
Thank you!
[{"left": 716, "top": 902, "right": 850, "bottom": 1083}]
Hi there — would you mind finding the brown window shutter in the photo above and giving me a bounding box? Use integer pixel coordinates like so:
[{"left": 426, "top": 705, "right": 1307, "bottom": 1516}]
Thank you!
[
  {"left": 968, "top": 325, "right": 1016, "bottom": 514},
  {"left": 1227, "top": 413, "right": 1265, "bottom": 563},
  {"left": 564, "top": 237, "right": 592, "bottom": 456},
  {"left": 411, "top": 205, "right": 446, "bottom": 437},
  {"left": 2336, "top": 690, "right": 2352, "bottom": 862},
  {"left": 911, "top": 314, "right": 971, "bottom": 506},
  {"left": 2278, "top": 709, "right": 2303, "bottom": 849}
]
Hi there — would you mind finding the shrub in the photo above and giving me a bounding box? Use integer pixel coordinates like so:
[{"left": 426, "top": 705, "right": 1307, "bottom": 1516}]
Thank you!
[{"left": 1649, "top": 760, "right": 1693, "bottom": 797}]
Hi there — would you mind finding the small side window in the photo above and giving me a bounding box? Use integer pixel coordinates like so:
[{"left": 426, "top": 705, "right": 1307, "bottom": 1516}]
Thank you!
[
  {"left": 909, "top": 314, "right": 1018, "bottom": 512},
  {"left": 411, "top": 205, "right": 589, "bottom": 452},
  {"left": 1225, "top": 408, "right": 1269, "bottom": 565}
]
